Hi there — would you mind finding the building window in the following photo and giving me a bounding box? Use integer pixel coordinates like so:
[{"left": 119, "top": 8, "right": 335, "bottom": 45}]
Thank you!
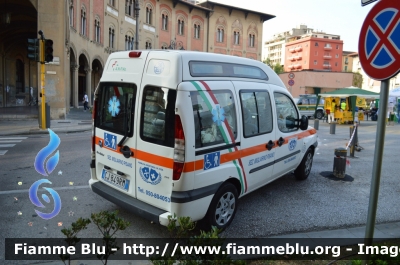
[
  {"left": 126, "top": 0, "right": 133, "bottom": 16},
  {"left": 81, "top": 8, "right": 86, "bottom": 36},
  {"left": 314, "top": 60, "right": 317, "bottom": 65},
  {"left": 109, "top": 27, "right": 115, "bottom": 48},
  {"left": 95, "top": 19, "right": 101, "bottom": 43},
  {"left": 146, "top": 7, "right": 152, "bottom": 24},
  {"left": 146, "top": 41, "right": 152, "bottom": 49},
  {"left": 323, "top": 36, "right": 329, "bottom": 38},
  {"left": 325, "top": 43, "right": 332, "bottom": 48},
  {"left": 315, "top": 42, "right": 318, "bottom": 46},
  {"left": 217, "top": 28, "right": 224, "bottom": 42},
  {"left": 69, "top": 1, "right": 74, "bottom": 27},
  {"left": 162, "top": 14, "right": 168, "bottom": 30},
  {"left": 161, "top": 44, "right": 168, "bottom": 49},
  {"left": 345, "top": 66, "right": 348, "bottom": 71},
  {"left": 125, "top": 35, "right": 133, "bottom": 50},
  {"left": 249, "top": 34, "right": 255, "bottom": 47},
  {"left": 234, "top": 31, "right": 240, "bottom": 45},
  {"left": 336, "top": 44, "right": 339, "bottom": 49},
  {"left": 178, "top": 19, "right": 184, "bottom": 35},
  {"left": 109, "top": 0, "right": 115, "bottom": 7},
  {"left": 335, "top": 62, "right": 338, "bottom": 67},
  {"left": 194, "top": 24, "right": 200, "bottom": 39},
  {"left": 345, "top": 57, "right": 348, "bottom": 64},
  {"left": 335, "top": 54, "right": 339, "bottom": 58},
  {"left": 315, "top": 51, "right": 318, "bottom": 56}
]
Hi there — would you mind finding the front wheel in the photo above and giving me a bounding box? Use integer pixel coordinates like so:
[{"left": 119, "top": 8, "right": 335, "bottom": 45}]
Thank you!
[
  {"left": 294, "top": 149, "right": 313, "bottom": 180},
  {"left": 205, "top": 183, "right": 238, "bottom": 230}
]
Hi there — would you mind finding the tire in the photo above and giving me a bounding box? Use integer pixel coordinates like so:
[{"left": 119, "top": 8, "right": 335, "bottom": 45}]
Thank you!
[
  {"left": 294, "top": 149, "right": 313, "bottom": 180},
  {"left": 205, "top": 182, "right": 238, "bottom": 230},
  {"left": 316, "top": 110, "right": 324, "bottom": 120}
]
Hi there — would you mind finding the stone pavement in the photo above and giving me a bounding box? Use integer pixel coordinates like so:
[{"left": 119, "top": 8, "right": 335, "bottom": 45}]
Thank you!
[{"left": 1, "top": 111, "right": 400, "bottom": 264}]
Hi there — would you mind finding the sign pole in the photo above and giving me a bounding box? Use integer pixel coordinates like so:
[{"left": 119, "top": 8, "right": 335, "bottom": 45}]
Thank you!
[
  {"left": 40, "top": 39, "right": 46, "bottom": 129},
  {"left": 362, "top": 79, "right": 389, "bottom": 265}
]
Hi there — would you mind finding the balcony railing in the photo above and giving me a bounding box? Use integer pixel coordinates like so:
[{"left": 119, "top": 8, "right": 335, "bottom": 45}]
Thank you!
[
  {"left": 295, "top": 47, "right": 302, "bottom": 52},
  {"left": 289, "top": 48, "right": 296, "bottom": 53},
  {"left": 295, "top": 55, "right": 302, "bottom": 60},
  {"left": 324, "top": 46, "right": 332, "bottom": 50},
  {"left": 294, "top": 64, "right": 302, "bottom": 69},
  {"left": 323, "top": 64, "right": 331, "bottom": 68},
  {"left": 323, "top": 55, "right": 332, "bottom": 59}
]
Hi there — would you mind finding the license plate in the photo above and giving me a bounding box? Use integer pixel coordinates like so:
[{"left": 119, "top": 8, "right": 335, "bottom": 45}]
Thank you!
[{"left": 101, "top": 169, "right": 130, "bottom": 191}]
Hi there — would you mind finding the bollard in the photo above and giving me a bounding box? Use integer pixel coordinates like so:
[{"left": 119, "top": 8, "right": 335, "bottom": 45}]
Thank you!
[
  {"left": 330, "top": 122, "right": 336, "bottom": 134},
  {"left": 313, "top": 119, "right": 319, "bottom": 130},
  {"left": 349, "top": 125, "right": 358, "bottom": 157},
  {"left": 333, "top": 147, "right": 347, "bottom": 178}
]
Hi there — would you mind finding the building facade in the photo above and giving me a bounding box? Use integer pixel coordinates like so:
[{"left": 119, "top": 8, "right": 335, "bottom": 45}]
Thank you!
[
  {"left": 284, "top": 35, "right": 343, "bottom": 72},
  {"left": 0, "top": 0, "right": 274, "bottom": 119}
]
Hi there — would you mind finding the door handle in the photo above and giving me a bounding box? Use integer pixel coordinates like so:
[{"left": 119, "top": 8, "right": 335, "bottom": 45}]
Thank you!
[
  {"left": 277, "top": 137, "right": 285, "bottom": 147},
  {"left": 120, "top": 145, "right": 133, "bottom": 158},
  {"left": 266, "top": 140, "right": 275, "bottom": 151}
]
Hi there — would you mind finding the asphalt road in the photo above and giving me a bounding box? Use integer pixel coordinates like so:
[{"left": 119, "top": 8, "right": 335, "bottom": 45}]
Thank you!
[{"left": 1, "top": 121, "right": 400, "bottom": 262}]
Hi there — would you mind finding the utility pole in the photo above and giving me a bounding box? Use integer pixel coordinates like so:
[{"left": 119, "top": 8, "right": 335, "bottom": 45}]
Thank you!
[
  {"left": 134, "top": 0, "right": 140, "bottom": 49},
  {"left": 38, "top": 30, "right": 46, "bottom": 129}
]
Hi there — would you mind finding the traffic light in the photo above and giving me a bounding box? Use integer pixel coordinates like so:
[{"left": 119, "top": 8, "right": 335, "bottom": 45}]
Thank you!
[
  {"left": 27, "top": 38, "right": 39, "bottom": 62},
  {"left": 44, "top": 39, "right": 54, "bottom": 62}
]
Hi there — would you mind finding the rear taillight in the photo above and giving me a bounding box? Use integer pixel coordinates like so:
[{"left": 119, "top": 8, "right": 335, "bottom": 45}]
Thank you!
[
  {"left": 173, "top": 115, "right": 185, "bottom": 181},
  {"left": 91, "top": 100, "right": 97, "bottom": 152}
]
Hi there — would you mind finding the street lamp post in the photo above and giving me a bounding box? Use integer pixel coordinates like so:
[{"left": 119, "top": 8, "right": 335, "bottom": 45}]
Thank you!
[{"left": 134, "top": 0, "right": 140, "bottom": 49}]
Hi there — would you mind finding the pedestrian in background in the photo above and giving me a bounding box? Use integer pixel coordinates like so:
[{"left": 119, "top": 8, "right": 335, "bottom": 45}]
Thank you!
[
  {"left": 341, "top": 99, "right": 346, "bottom": 111},
  {"left": 328, "top": 99, "right": 336, "bottom": 123},
  {"left": 83, "top": 93, "right": 89, "bottom": 112},
  {"left": 397, "top": 100, "right": 400, "bottom": 124}
]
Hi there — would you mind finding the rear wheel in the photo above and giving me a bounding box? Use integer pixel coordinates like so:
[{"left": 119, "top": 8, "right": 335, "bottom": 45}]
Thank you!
[
  {"left": 205, "top": 183, "right": 238, "bottom": 230},
  {"left": 294, "top": 149, "right": 313, "bottom": 180},
  {"left": 316, "top": 110, "right": 324, "bottom": 120}
]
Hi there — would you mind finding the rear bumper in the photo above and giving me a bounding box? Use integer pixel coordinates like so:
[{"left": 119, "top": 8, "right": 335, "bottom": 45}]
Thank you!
[{"left": 89, "top": 180, "right": 168, "bottom": 224}]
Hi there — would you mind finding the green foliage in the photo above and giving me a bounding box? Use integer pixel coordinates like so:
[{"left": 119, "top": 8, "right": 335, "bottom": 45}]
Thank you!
[
  {"left": 352, "top": 72, "right": 363, "bottom": 88},
  {"left": 60, "top": 211, "right": 130, "bottom": 265},
  {"left": 60, "top": 217, "right": 91, "bottom": 265},
  {"left": 91, "top": 210, "right": 130, "bottom": 264},
  {"left": 263, "top": 57, "right": 284, "bottom": 74},
  {"left": 152, "top": 215, "right": 246, "bottom": 265}
]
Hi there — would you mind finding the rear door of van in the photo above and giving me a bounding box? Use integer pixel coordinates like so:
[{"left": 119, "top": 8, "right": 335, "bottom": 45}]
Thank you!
[{"left": 94, "top": 54, "right": 146, "bottom": 201}]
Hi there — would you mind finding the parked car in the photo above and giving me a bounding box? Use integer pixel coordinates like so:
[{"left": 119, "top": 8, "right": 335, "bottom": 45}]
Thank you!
[{"left": 294, "top": 95, "right": 325, "bottom": 120}]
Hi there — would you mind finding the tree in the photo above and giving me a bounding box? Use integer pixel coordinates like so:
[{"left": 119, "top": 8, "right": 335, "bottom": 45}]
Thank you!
[
  {"left": 263, "top": 57, "right": 284, "bottom": 74},
  {"left": 353, "top": 72, "right": 363, "bottom": 88}
]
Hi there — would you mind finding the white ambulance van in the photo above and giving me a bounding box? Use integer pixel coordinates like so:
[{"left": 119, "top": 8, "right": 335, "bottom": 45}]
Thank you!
[{"left": 89, "top": 50, "right": 318, "bottom": 229}]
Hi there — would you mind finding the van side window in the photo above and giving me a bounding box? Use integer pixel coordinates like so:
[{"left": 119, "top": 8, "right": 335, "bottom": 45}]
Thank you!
[
  {"left": 191, "top": 90, "right": 237, "bottom": 148},
  {"left": 240, "top": 91, "right": 273, "bottom": 137},
  {"left": 97, "top": 82, "right": 136, "bottom": 136},
  {"left": 140, "top": 86, "right": 176, "bottom": 147},
  {"left": 274, "top": 93, "right": 299, "bottom": 133}
]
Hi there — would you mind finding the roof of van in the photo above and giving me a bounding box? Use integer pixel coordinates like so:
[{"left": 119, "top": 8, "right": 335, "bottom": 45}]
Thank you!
[{"left": 105, "top": 50, "right": 286, "bottom": 88}]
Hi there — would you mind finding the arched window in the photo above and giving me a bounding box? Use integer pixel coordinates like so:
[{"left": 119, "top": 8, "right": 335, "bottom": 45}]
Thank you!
[
  {"left": 161, "top": 43, "right": 168, "bottom": 49},
  {"left": 69, "top": 1, "right": 74, "bottom": 27},
  {"left": 217, "top": 28, "right": 224, "bottom": 42},
  {"left": 126, "top": 0, "right": 134, "bottom": 16},
  {"left": 146, "top": 41, "right": 152, "bottom": 49},
  {"left": 234, "top": 31, "right": 240, "bottom": 45},
  {"left": 146, "top": 7, "right": 152, "bottom": 24},
  {"left": 249, "top": 34, "right": 255, "bottom": 47},
  {"left": 109, "top": 27, "right": 115, "bottom": 48},
  {"left": 162, "top": 14, "right": 168, "bottom": 30},
  {"left": 109, "top": 0, "right": 115, "bottom": 7},
  {"left": 81, "top": 7, "right": 87, "bottom": 36},
  {"left": 178, "top": 19, "right": 184, "bottom": 35},
  {"left": 125, "top": 35, "right": 134, "bottom": 50},
  {"left": 194, "top": 24, "right": 200, "bottom": 39},
  {"left": 95, "top": 18, "right": 101, "bottom": 43}
]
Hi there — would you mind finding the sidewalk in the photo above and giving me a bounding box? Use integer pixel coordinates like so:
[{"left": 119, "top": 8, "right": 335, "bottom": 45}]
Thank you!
[{"left": 0, "top": 107, "right": 92, "bottom": 136}]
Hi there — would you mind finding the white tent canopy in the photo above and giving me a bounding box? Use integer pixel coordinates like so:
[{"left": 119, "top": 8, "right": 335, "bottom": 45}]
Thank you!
[{"left": 389, "top": 87, "right": 400, "bottom": 98}]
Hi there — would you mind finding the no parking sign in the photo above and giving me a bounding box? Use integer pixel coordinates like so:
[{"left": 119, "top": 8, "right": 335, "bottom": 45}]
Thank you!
[{"left": 358, "top": 0, "right": 400, "bottom": 80}]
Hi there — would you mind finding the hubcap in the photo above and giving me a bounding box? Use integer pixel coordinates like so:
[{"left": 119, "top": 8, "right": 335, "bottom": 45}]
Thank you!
[{"left": 215, "top": 191, "right": 235, "bottom": 226}]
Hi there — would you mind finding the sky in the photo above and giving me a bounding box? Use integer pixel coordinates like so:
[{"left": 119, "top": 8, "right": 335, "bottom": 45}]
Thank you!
[{"left": 213, "top": 0, "right": 377, "bottom": 52}]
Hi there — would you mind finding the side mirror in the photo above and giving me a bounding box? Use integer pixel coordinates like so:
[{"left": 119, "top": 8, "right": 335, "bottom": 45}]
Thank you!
[
  {"left": 299, "top": 115, "right": 308, "bottom": 130},
  {"left": 285, "top": 116, "right": 296, "bottom": 129}
]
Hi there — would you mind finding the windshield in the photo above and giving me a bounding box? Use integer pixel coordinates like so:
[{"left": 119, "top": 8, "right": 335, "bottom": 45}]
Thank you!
[{"left": 96, "top": 82, "right": 137, "bottom": 136}]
